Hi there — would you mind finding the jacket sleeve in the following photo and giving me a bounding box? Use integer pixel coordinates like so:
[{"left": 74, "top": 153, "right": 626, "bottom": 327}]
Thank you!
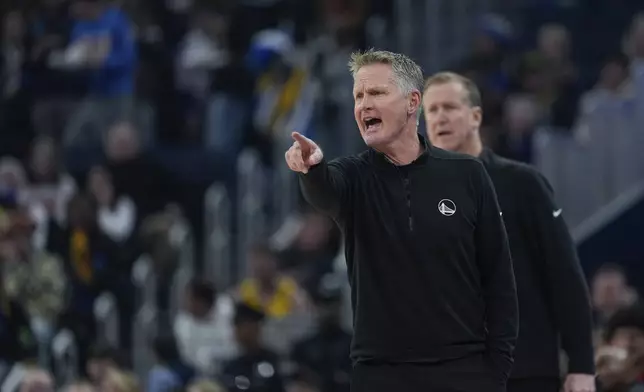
[
  {"left": 473, "top": 161, "right": 518, "bottom": 382},
  {"left": 298, "top": 158, "right": 352, "bottom": 219},
  {"left": 523, "top": 170, "right": 595, "bottom": 375}
]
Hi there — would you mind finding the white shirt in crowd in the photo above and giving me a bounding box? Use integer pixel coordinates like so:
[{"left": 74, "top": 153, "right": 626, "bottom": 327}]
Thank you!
[{"left": 173, "top": 294, "right": 238, "bottom": 376}]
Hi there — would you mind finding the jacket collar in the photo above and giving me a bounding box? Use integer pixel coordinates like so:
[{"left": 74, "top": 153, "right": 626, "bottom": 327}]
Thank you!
[
  {"left": 477, "top": 147, "right": 498, "bottom": 166},
  {"left": 370, "top": 133, "right": 431, "bottom": 169}
]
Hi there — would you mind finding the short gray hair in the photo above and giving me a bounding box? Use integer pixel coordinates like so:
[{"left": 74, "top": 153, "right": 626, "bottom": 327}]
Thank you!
[{"left": 348, "top": 49, "right": 424, "bottom": 96}]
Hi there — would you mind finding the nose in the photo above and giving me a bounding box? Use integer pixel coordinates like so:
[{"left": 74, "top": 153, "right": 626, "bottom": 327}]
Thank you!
[
  {"left": 358, "top": 94, "right": 374, "bottom": 111},
  {"left": 436, "top": 109, "right": 449, "bottom": 124}
]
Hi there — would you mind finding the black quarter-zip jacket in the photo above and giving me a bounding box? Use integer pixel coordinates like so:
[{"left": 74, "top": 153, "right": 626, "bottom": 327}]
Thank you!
[
  {"left": 478, "top": 149, "right": 595, "bottom": 378},
  {"left": 299, "top": 135, "right": 518, "bottom": 381}
]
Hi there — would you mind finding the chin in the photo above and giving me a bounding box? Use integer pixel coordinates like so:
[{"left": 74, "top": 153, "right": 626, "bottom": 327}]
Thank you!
[
  {"left": 361, "top": 133, "right": 385, "bottom": 147},
  {"left": 432, "top": 138, "right": 459, "bottom": 152}
]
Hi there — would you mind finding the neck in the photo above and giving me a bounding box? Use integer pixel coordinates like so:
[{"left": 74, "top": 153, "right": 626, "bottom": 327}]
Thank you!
[
  {"left": 381, "top": 129, "right": 422, "bottom": 166},
  {"left": 459, "top": 134, "right": 484, "bottom": 158}
]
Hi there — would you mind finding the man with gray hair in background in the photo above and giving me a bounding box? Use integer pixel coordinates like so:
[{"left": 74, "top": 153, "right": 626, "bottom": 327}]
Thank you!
[{"left": 284, "top": 49, "right": 518, "bottom": 391}]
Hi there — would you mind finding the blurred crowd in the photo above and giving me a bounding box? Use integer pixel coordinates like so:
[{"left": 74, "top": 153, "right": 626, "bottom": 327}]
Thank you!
[{"left": 0, "top": 0, "right": 643, "bottom": 391}]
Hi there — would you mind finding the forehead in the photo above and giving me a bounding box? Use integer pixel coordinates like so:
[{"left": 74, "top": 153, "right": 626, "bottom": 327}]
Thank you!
[
  {"left": 423, "top": 81, "right": 468, "bottom": 104},
  {"left": 353, "top": 63, "right": 397, "bottom": 90}
]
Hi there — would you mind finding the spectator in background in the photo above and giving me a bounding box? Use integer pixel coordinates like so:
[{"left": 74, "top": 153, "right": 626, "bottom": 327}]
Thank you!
[
  {"left": 175, "top": 5, "right": 229, "bottom": 101},
  {"left": 592, "top": 264, "right": 638, "bottom": 332},
  {"left": 534, "top": 24, "right": 577, "bottom": 89},
  {"left": 19, "top": 368, "right": 55, "bottom": 392},
  {"left": 1, "top": 10, "right": 27, "bottom": 101},
  {"left": 63, "top": 381, "right": 97, "bottom": 392},
  {"left": 578, "top": 53, "right": 632, "bottom": 125},
  {"left": 1, "top": 204, "right": 67, "bottom": 368},
  {"left": 86, "top": 166, "right": 139, "bottom": 353},
  {"left": 139, "top": 206, "right": 183, "bottom": 317},
  {"left": 518, "top": 24, "right": 581, "bottom": 129},
  {"left": 147, "top": 333, "right": 195, "bottom": 392},
  {"left": 187, "top": 379, "right": 227, "bottom": 392},
  {"left": 174, "top": 278, "right": 236, "bottom": 376},
  {"left": 87, "top": 165, "right": 136, "bottom": 244},
  {"left": 596, "top": 305, "right": 644, "bottom": 392},
  {"left": 101, "top": 368, "right": 139, "bottom": 392},
  {"left": 624, "top": 13, "right": 644, "bottom": 77},
  {"left": 23, "top": 136, "right": 77, "bottom": 226},
  {"left": 221, "top": 303, "right": 286, "bottom": 392},
  {"left": 458, "top": 13, "right": 515, "bottom": 130},
  {"left": 0, "top": 203, "right": 38, "bottom": 367},
  {"left": 0, "top": 157, "right": 49, "bottom": 250},
  {"left": 49, "top": 193, "right": 120, "bottom": 373},
  {"left": 29, "top": 0, "right": 79, "bottom": 140},
  {"left": 61, "top": 0, "right": 137, "bottom": 147},
  {"left": 103, "top": 121, "right": 173, "bottom": 220},
  {"left": 86, "top": 344, "right": 122, "bottom": 388},
  {"left": 492, "top": 93, "right": 540, "bottom": 163},
  {"left": 0, "top": 9, "right": 33, "bottom": 159},
  {"left": 238, "top": 243, "right": 308, "bottom": 319},
  {"left": 274, "top": 209, "right": 340, "bottom": 295},
  {"left": 290, "top": 276, "right": 351, "bottom": 392}
]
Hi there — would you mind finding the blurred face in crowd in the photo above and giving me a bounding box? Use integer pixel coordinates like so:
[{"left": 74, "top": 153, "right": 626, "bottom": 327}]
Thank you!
[
  {"left": 194, "top": 11, "right": 227, "bottom": 41},
  {"left": 503, "top": 95, "right": 538, "bottom": 135},
  {"left": 538, "top": 24, "right": 570, "bottom": 61},
  {"left": 105, "top": 122, "right": 140, "bottom": 163},
  {"left": 100, "top": 369, "right": 137, "bottom": 392},
  {"left": 473, "top": 33, "right": 498, "bottom": 56},
  {"left": 609, "top": 326, "right": 644, "bottom": 356},
  {"left": 0, "top": 158, "right": 26, "bottom": 190},
  {"left": 234, "top": 320, "right": 261, "bottom": 350},
  {"left": 184, "top": 287, "right": 211, "bottom": 319},
  {"left": 600, "top": 59, "right": 629, "bottom": 90},
  {"left": 353, "top": 63, "right": 420, "bottom": 149},
  {"left": 87, "top": 357, "right": 117, "bottom": 386},
  {"left": 88, "top": 166, "right": 114, "bottom": 207},
  {"left": 19, "top": 370, "right": 54, "bottom": 392},
  {"left": 71, "top": 1, "right": 105, "bottom": 20},
  {"left": 423, "top": 81, "right": 482, "bottom": 154},
  {"left": 30, "top": 137, "right": 58, "bottom": 181},
  {"left": 3, "top": 11, "right": 24, "bottom": 42},
  {"left": 249, "top": 248, "right": 278, "bottom": 285},
  {"left": 593, "top": 270, "right": 630, "bottom": 314}
]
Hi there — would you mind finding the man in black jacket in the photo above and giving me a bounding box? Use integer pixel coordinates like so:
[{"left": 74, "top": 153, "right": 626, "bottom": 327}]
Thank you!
[
  {"left": 422, "top": 71, "right": 595, "bottom": 392},
  {"left": 285, "top": 49, "right": 518, "bottom": 392}
]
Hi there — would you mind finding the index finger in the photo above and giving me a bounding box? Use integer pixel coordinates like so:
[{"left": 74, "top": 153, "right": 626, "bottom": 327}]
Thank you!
[{"left": 292, "top": 132, "right": 314, "bottom": 151}]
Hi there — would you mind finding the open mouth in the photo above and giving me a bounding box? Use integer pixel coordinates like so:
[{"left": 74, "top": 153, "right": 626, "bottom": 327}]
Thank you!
[
  {"left": 436, "top": 130, "right": 452, "bottom": 137},
  {"left": 364, "top": 118, "right": 382, "bottom": 131}
]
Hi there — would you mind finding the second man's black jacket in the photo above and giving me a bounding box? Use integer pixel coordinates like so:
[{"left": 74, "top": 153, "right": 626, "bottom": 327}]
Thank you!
[{"left": 478, "top": 148, "right": 595, "bottom": 378}]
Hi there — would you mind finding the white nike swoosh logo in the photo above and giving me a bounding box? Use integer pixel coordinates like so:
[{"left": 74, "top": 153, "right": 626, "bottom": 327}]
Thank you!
[{"left": 553, "top": 209, "right": 562, "bottom": 217}]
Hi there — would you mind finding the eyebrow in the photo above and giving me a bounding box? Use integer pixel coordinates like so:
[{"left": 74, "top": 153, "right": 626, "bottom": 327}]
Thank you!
[{"left": 353, "top": 85, "right": 389, "bottom": 95}]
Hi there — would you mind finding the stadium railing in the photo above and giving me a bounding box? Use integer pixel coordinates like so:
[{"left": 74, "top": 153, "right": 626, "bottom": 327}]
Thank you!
[
  {"left": 534, "top": 79, "right": 644, "bottom": 228},
  {"left": 204, "top": 183, "right": 233, "bottom": 290},
  {"left": 236, "top": 149, "right": 266, "bottom": 285},
  {"left": 94, "top": 293, "right": 120, "bottom": 349}
]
